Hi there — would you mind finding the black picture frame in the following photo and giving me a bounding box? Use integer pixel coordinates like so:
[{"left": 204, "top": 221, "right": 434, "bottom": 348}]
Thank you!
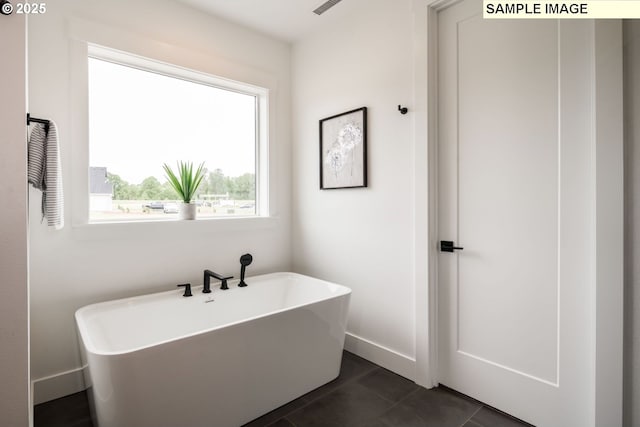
[{"left": 319, "top": 107, "right": 367, "bottom": 190}]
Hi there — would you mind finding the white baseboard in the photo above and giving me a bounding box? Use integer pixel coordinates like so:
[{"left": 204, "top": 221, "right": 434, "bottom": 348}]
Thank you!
[
  {"left": 344, "top": 332, "right": 416, "bottom": 381},
  {"left": 32, "top": 367, "right": 86, "bottom": 405}
]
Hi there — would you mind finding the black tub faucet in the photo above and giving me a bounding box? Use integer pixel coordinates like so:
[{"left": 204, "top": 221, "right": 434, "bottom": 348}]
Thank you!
[
  {"left": 238, "top": 254, "right": 253, "bottom": 287},
  {"left": 203, "top": 269, "right": 233, "bottom": 292},
  {"left": 177, "top": 283, "right": 192, "bottom": 297}
]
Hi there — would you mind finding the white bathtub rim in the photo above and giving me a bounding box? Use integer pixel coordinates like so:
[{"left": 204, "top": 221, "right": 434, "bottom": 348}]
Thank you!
[{"left": 75, "top": 271, "right": 351, "bottom": 357}]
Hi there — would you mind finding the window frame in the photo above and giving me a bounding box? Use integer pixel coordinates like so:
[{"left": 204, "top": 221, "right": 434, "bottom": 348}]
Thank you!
[{"left": 69, "top": 35, "right": 275, "bottom": 236}]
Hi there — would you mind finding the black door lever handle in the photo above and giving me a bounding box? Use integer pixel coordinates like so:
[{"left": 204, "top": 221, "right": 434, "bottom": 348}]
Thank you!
[{"left": 440, "top": 240, "right": 464, "bottom": 252}]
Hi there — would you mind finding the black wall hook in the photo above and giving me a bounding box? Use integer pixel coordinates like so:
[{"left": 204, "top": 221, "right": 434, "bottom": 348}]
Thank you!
[{"left": 398, "top": 105, "right": 408, "bottom": 115}]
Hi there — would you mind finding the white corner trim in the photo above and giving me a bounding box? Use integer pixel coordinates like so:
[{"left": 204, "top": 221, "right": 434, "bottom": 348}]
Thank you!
[
  {"left": 344, "top": 333, "right": 416, "bottom": 382},
  {"left": 415, "top": 0, "right": 462, "bottom": 391},
  {"left": 32, "top": 367, "right": 86, "bottom": 405},
  {"left": 412, "top": 0, "right": 442, "bottom": 390},
  {"left": 593, "top": 19, "right": 624, "bottom": 427}
]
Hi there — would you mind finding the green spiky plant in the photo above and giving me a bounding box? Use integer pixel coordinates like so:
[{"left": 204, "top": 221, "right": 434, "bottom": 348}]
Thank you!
[{"left": 162, "top": 161, "right": 206, "bottom": 203}]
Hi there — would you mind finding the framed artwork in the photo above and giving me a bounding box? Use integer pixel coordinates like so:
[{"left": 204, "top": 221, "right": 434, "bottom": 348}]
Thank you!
[{"left": 319, "top": 107, "right": 367, "bottom": 189}]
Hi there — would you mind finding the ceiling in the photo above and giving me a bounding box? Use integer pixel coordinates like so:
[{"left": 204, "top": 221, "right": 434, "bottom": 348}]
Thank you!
[{"left": 175, "top": 0, "right": 366, "bottom": 43}]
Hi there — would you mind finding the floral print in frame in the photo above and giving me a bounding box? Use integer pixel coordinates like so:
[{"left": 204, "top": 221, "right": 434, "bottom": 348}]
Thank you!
[{"left": 319, "top": 107, "right": 367, "bottom": 189}]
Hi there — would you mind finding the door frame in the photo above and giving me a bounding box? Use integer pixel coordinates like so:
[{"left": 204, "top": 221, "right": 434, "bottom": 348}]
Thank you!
[{"left": 412, "top": 1, "right": 624, "bottom": 424}]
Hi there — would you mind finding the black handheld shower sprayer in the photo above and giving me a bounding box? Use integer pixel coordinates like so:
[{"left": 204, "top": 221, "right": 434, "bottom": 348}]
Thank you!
[{"left": 238, "top": 253, "right": 253, "bottom": 287}]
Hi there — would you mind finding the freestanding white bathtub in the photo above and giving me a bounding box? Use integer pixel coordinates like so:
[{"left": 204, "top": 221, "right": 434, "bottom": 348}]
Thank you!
[{"left": 75, "top": 272, "right": 351, "bottom": 427}]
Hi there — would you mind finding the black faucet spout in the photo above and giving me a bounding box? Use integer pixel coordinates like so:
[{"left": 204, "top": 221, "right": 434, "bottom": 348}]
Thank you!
[{"left": 203, "top": 269, "right": 234, "bottom": 292}]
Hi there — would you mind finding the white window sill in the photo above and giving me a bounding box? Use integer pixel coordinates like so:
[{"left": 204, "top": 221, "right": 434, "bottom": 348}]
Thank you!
[{"left": 71, "top": 215, "right": 278, "bottom": 241}]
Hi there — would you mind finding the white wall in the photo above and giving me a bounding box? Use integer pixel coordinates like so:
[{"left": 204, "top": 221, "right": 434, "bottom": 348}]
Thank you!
[
  {"left": 292, "top": 0, "right": 417, "bottom": 375},
  {"left": 624, "top": 19, "right": 640, "bottom": 427},
  {"left": 28, "top": 0, "right": 291, "bottom": 403},
  {"left": 0, "top": 13, "right": 30, "bottom": 427},
  {"left": 25, "top": 1, "right": 633, "bottom": 416}
]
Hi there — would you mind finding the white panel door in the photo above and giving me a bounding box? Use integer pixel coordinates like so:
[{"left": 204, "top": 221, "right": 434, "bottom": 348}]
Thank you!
[{"left": 437, "top": 1, "right": 597, "bottom": 426}]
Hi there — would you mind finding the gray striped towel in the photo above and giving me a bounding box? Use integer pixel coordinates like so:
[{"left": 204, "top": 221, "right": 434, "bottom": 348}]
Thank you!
[{"left": 28, "top": 121, "right": 64, "bottom": 229}]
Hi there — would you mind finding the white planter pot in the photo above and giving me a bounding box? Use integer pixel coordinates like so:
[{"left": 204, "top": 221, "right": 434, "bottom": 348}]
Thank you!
[{"left": 179, "top": 202, "right": 197, "bottom": 220}]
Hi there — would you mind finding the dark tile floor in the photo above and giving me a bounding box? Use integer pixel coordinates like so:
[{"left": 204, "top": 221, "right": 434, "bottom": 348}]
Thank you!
[{"left": 34, "top": 351, "right": 533, "bottom": 427}]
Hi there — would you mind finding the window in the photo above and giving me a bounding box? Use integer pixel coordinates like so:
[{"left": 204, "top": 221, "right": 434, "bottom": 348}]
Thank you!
[{"left": 87, "top": 46, "right": 266, "bottom": 223}]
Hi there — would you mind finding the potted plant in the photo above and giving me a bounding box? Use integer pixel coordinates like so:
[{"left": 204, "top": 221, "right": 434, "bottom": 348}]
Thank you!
[{"left": 162, "top": 161, "right": 205, "bottom": 220}]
